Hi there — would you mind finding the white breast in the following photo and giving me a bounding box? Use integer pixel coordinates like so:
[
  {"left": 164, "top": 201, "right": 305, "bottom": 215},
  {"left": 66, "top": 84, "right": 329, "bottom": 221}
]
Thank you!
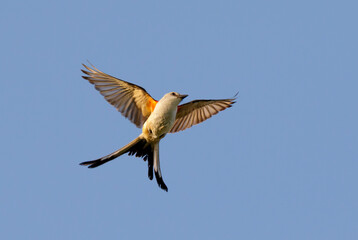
[{"left": 143, "top": 97, "right": 178, "bottom": 139}]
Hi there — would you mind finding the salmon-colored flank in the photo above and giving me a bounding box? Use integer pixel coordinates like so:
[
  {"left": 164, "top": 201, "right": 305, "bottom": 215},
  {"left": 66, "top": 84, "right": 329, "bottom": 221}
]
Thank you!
[{"left": 148, "top": 99, "right": 158, "bottom": 112}]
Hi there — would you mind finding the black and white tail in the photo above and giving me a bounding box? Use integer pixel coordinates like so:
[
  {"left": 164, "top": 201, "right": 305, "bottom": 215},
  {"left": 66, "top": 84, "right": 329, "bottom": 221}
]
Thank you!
[{"left": 79, "top": 137, "right": 168, "bottom": 191}]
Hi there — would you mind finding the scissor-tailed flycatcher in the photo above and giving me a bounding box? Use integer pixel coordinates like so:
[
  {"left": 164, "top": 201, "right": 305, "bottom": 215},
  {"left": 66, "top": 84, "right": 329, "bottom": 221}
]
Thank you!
[{"left": 80, "top": 64, "right": 236, "bottom": 191}]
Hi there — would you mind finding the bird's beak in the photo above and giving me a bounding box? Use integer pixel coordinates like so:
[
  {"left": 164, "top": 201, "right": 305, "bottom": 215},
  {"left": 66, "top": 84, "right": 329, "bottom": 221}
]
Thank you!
[{"left": 178, "top": 94, "right": 188, "bottom": 100}]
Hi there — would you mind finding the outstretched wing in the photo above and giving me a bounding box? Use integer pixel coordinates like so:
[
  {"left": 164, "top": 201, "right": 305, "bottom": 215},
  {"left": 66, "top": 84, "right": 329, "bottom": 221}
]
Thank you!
[
  {"left": 82, "top": 64, "right": 157, "bottom": 128},
  {"left": 170, "top": 98, "right": 236, "bottom": 133}
]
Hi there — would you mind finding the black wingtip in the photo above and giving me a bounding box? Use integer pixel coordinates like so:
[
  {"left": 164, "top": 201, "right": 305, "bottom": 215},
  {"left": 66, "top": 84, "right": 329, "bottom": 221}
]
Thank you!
[{"left": 81, "top": 69, "right": 89, "bottom": 75}]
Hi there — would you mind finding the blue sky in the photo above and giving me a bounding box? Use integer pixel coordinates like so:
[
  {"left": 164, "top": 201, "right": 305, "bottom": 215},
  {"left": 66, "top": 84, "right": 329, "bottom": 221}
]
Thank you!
[{"left": 1, "top": 0, "right": 357, "bottom": 239}]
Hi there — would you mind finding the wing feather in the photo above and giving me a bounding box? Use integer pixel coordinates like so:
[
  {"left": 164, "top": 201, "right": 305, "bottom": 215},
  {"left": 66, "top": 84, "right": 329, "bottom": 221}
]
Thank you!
[
  {"left": 170, "top": 98, "right": 236, "bottom": 133},
  {"left": 82, "top": 64, "right": 157, "bottom": 127}
]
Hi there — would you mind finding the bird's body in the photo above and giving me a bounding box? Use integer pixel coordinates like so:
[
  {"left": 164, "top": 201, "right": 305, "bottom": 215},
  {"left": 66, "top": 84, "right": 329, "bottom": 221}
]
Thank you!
[
  {"left": 80, "top": 64, "right": 236, "bottom": 191},
  {"left": 142, "top": 93, "right": 181, "bottom": 141}
]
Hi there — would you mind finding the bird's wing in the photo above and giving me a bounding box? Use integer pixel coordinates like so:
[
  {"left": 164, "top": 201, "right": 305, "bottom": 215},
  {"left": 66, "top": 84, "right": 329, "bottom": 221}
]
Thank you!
[
  {"left": 82, "top": 64, "right": 157, "bottom": 128},
  {"left": 169, "top": 98, "right": 236, "bottom": 133}
]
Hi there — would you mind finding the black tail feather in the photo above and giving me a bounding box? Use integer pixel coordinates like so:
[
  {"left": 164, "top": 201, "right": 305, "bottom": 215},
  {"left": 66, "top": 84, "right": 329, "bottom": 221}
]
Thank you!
[
  {"left": 155, "top": 171, "right": 168, "bottom": 192},
  {"left": 80, "top": 159, "right": 112, "bottom": 168},
  {"left": 148, "top": 157, "right": 153, "bottom": 180},
  {"left": 80, "top": 138, "right": 169, "bottom": 191},
  {"left": 79, "top": 145, "right": 129, "bottom": 168},
  {"left": 127, "top": 139, "right": 154, "bottom": 180},
  {"left": 80, "top": 138, "right": 154, "bottom": 180}
]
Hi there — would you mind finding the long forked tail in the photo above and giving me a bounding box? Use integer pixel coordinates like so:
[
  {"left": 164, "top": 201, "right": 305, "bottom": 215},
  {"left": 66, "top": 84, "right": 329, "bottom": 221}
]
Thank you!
[
  {"left": 80, "top": 136, "right": 168, "bottom": 191},
  {"left": 79, "top": 136, "right": 146, "bottom": 167},
  {"left": 79, "top": 136, "right": 155, "bottom": 181},
  {"left": 80, "top": 137, "right": 142, "bottom": 168}
]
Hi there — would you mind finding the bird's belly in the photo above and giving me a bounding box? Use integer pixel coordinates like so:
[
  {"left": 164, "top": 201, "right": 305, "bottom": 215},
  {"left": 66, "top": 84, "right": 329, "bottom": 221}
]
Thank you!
[{"left": 142, "top": 113, "right": 175, "bottom": 141}]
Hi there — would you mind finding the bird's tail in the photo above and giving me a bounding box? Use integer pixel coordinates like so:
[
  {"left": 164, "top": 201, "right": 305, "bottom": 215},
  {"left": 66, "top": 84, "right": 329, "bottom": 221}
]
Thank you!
[
  {"left": 80, "top": 136, "right": 156, "bottom": 180},
  {"left": 153, "top": 143, "right": 168, "bottom": 191},
  {"left": 80, "top": 136, "right": 168, "bottom": 191},
  {"left": 80, "top": 136, "right": 146, "bottom": 166}
]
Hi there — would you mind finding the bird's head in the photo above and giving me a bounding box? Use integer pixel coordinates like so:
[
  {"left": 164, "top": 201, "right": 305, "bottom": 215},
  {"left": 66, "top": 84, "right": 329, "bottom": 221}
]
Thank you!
[
  {"left": 158, "top": 92, "right": 188, "bottom": 109},
  {"left": 164, "top": 92, "right": 188, "bottom": 104}
]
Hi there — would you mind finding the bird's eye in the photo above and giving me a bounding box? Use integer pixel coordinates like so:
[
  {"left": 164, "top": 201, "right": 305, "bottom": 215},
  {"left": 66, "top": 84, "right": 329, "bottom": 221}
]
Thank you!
[{"left": 171, "top": 92, "right": 175, "bottom": 96}]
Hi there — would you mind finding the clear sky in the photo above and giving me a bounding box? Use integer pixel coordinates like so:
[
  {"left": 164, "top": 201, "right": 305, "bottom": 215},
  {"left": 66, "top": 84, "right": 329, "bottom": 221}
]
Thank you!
[{"left": 1, "top": 0, "right": 357, "bottom": 239}]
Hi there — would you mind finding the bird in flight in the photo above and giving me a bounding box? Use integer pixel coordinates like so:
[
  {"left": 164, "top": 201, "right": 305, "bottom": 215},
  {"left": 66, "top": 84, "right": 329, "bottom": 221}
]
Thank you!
[{"left": 80, "top": 64, "right": 236, "bottom": 191}]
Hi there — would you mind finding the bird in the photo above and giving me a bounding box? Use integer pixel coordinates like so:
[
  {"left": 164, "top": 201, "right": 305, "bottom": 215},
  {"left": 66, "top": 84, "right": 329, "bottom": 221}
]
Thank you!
[{"left": 79, "top": 63, "right": 236, "bottom": 191}]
